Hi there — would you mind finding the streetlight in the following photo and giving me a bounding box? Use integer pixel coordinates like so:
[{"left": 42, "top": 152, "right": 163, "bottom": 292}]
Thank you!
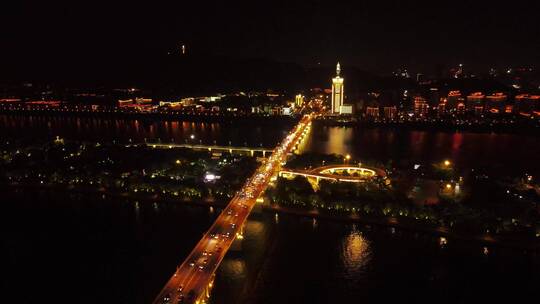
[
  {"left": 444, "top": 160, "right": 451, "bottom": 167},
  {"left": 345, "top": 154, "right": 351, "bottom": 164},
  {"left": 190, "top": 134, "right": 195, "bottom": 140}
]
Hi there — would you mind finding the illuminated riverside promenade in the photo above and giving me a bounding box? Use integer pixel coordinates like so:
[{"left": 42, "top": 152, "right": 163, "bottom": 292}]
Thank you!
[{"left": 152, "top": 114, "right": 313, "bottom": 304}]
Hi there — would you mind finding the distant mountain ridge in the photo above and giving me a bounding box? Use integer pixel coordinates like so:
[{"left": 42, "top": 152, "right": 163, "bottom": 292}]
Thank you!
[{"left": 2, "top": 51, "right": 513, "bottom": 98}]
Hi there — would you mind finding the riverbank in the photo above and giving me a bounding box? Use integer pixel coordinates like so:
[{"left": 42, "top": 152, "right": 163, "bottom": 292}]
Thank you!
[
  {"left": 315, "top": 116, "right": 540, "bottom": 135},
  {"left": 261, "top": 203, "right": 539, "bottom": 251},
  {"left": 4, "top": 183, "right": 537, "bottom": 251},
  {"left": 2, "top": 183, "right": 230, "bottom": 209}
]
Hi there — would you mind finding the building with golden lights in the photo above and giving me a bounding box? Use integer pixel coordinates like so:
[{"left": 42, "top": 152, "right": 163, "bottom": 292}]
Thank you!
[
  {"left": 466, "top": 92, "right": 485, "bottom": 111},
  {"left": 383, "top": 106, "right": 397, "bottom": 120},
  {"left": 437, "top": 98, "right": 447, "bottom": 115},
  {"left": 413, "top": 96, "right": 429, "bottom": 117},
  {"left": 485, "top": 93, "right": 507, "bottom": 114},
  {"left": 295, "top": 94, "right": 304, "bottom": 107},
  {"left": 466, "top": 92, "right": 484, "bottom": 115},
  {"left": 515, "top": 94, "right": 540, "bottom": 116},
  {"left": 456, "top": 101, "right": 466, "bottom": 114},
  {"left": 331, "top": 62, "right": 344, "bottom": 114},
  {"left": 447, "top": 90, "right": 462, "bottom": 110},
  {"left": 365, "top": 106, "right": 379, "bottom": 119}
]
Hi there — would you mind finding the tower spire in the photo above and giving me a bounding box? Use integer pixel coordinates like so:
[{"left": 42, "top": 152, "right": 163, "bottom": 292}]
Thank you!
[{"left": 336, "top": 62, "right": 341, "bottom": 76}]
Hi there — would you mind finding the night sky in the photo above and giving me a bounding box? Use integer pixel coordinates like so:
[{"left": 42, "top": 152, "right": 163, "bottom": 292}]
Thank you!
[{"left": 2, "top": 1, "right": 540, "bottom": 74}]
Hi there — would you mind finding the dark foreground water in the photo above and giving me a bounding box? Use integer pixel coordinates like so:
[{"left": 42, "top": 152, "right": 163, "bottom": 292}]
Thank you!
[
  {"left": 247, "top": 215, "right": 537, "bottom": 304},
  {"left": 1, "top": 189, "right": 537, "bottom": 304}
]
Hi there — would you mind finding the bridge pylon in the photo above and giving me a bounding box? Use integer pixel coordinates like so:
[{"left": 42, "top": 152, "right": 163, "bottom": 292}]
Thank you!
[
  {"left": 251, "top": 196, "right": 264, "bottom": 214},
  {"left": 229, "top": 223, "right": 245, "bottom": 252},
  {"left": 194, "top": 273, "right": 215, "bottom": 304}
]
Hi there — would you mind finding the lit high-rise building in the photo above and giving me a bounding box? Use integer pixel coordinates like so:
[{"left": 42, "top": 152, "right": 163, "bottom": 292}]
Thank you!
[
  {"left": 466, "top": 92, "right": 485, "bottom": 112},
  {"left": 413, "top": 96, "right": 429, "bottom": 117},
  {"left": 383, "top": 106, "right": 397, "bottom": 120},
  {"left": 437, "top": 98, "right": 447, "bottom": 115},
  {"left": 515, "top": 94, "right": 540, "bottom": 116},
  {"left": 331, "top": 62, "right": 344, "bottom": 114},
  {"left": 365, "top": 106, "right": 380, "bottom": 119},
  {"left": 295, "top": 94, "right": 304, "bottom": 107},
  {"left": 447, "top": 90, "right": 461, "bottom": 111},
  {"left": 485, "top": 93, "right": 507, "bottom": 114}
]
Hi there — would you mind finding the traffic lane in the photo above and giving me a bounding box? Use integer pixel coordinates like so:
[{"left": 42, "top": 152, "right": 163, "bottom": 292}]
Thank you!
[
  {"left": 193, "top": 222, "right": 239, "bottom": 288},
  {"left": 182, "top": 234, "right": 233, "bottom": 302},
  {"left": 161, "top": 229, "right": 222, "bottom": 303},
  {"left": 176, "top": 241, "right": 219, "bottom": 302},
  {"left": 160, "top": 256, "right": 198, "bottom": 301},
  {"left": 171, "top": 197, "right": 258, "bottom": 302},
  {"left": 167, "top": 247, "right": 207, "bottom": 302}
]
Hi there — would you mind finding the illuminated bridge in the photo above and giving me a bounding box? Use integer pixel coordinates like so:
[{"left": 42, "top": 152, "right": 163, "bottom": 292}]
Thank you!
[
  {"left": 152, "top": 114, "right": 313, "bottom": 304},
  {"left": 140, "top": 143, "right": 273, "bottom": 157}
]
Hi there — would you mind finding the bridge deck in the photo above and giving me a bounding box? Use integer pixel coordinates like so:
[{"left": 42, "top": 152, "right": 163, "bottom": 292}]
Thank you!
[
  {"left": 143, "top": 143, "right": 273, "bottom": 153},
  {"left": 280, "top": 164, "right": 386, "bottom": 182}
]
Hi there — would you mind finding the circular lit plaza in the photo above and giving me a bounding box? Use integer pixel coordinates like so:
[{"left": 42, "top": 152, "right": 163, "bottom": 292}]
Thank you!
[{"left": 280, "top": 164, "right": 386, "bottom": 183}]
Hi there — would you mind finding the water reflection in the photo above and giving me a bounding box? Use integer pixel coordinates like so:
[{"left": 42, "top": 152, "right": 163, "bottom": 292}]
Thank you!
[
  {"left": 0, "top": 115, "right": 290, "bottom": 148},
  {"left": 329, "top": 127, "right": 353, "bottom": 156},
  {"left": 220, "top": 259, "right": 247, "bottom": 278},
  {"left": 341, "top": 226, "right": 371, "bottom": 273},
  {"left": 2, "top": 115, "right": 538, "bottom": 175},
  {"left": 304, "top": 124, "right": 540, "bottom": 176},
  {"left": 134, "top": 201, "right": 140, "bottom": 222},
  {"left": 246, "top": 220, "right": 264, "bottom": 235}
]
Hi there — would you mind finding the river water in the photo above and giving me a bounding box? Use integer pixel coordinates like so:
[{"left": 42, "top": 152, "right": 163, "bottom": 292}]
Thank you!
[
  {"left": 1, "top": 114, "right": 538, "bottom": 176},
  {"left": 1, "top": 115, "right": 538, "bottom": 303}
]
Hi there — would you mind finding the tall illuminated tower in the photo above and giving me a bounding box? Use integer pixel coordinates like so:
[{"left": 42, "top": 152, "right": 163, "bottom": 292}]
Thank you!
[{"left": 331, "top": 62, "right": 344, "bottom": 114}]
